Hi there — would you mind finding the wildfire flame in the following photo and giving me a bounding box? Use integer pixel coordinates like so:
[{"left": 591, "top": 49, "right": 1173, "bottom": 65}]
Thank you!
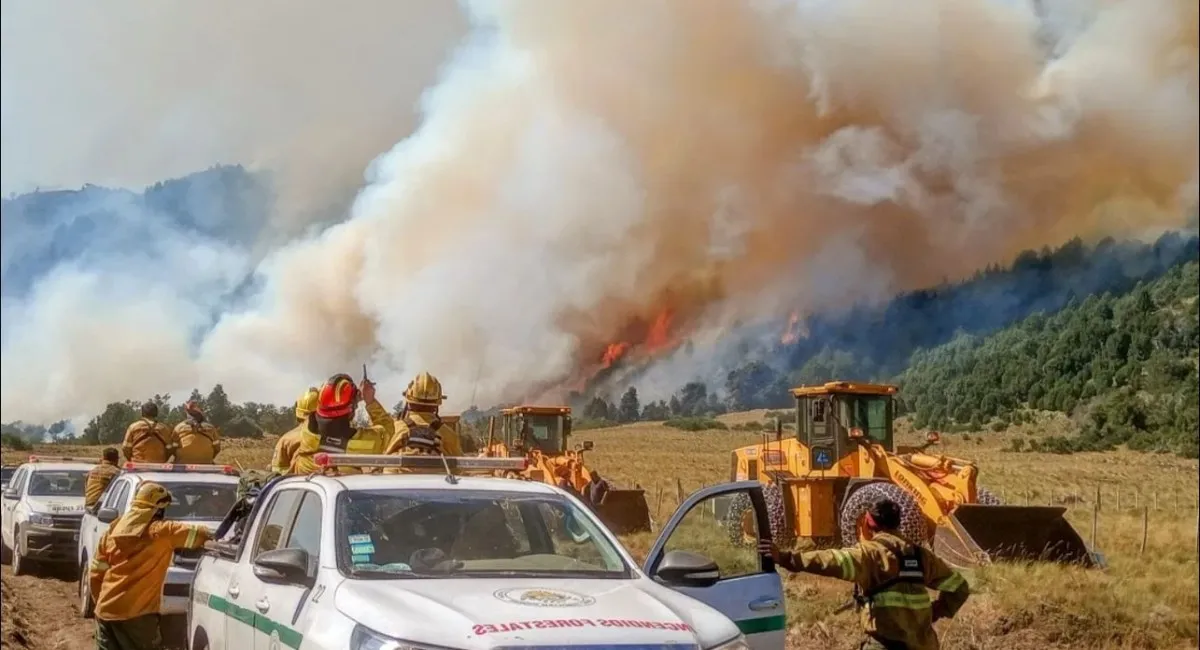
[
  {"left": 781, "top": 310, "right": 801, "bottom": 345},
  {"left": 596, "top": 307, "right": 680, "bottom": 370}
]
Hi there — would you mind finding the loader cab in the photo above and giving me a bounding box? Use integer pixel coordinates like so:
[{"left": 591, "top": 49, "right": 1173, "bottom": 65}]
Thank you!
[
  {"left": 500, "top": 406, "right": 573, "bottom": 455},
  {"left": 794, "top": 382, "right": 896, "bottom": 470}
]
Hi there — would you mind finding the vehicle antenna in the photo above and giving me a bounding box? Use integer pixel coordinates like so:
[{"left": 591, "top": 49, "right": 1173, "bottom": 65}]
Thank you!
[{"left": 438, "top": 453, "right": 459, "bottom": 485}]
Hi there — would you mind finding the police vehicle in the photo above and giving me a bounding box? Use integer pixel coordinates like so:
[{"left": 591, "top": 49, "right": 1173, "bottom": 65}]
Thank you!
[
  {"left": 188, "top": 453, "right": 787, "bottom": 650},
  {"left": 77, "top": 462, "right": 240, "bottom": 627},
  {"left": 1, "top": 456, "right": 95, "bottom": 576}
]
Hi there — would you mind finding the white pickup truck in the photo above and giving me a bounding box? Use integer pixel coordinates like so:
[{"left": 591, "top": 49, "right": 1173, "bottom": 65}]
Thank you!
[
  {"left": 77, "top": 462, "right": 240, "bottom": 630},
  {"left": 1, "top": 456, "right": 95, "bottom": 576},
  {"left": 188, "top": 454, "right": 787, "bottom": 650}
]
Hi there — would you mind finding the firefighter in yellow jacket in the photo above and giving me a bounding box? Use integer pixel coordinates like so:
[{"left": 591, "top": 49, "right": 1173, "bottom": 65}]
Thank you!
[
  {"left": 85, "top": 448, "right": 122, "bottom": 512},
  {"left": 382, "top": 372, "right": 462, "bottom": 474},
  {"left": 271, "top": 387, "right": 318, "bottom": 474},
  {"left": 759, "top": 499, "right": 970, "bottom": 650},
  {"left": 121, "top": 403, "right": 177, "bottom": 464},
  {"left": 173, "top": 401, "right": 222, "bottom": 464},
  {"left": 88, "top": 482, "right": 210, "bottom": 650},
  {"left": 289, "top": 373, "right": 394, "bottom": 475}
]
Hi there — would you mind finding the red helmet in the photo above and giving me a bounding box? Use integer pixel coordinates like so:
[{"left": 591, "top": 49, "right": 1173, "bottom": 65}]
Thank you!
[{"left": 317, "top": 374, "right": 359, "bottom": 419}]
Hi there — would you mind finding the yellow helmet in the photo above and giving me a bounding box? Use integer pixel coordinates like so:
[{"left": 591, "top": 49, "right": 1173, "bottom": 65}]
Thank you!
[
  {"left": 295, "top": 386, "right": 320, "bottom": 421},
  {"left": 133, "top": 482, "right": 173, "bottom": 510},
  {"left": 403, "top": 371, "right": 446, "bottom": 406}
]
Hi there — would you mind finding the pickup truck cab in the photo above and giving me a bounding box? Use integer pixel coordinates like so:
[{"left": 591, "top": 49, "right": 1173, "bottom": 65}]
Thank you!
[
  {"left": 1, "top": 456, "right": 96, "bottom": 576},
  {"left": 78, "top": 462, "right": 240, "bottom": 622},
  {"left": 189, "top": 454, "right": 787, "bottom": 650}
]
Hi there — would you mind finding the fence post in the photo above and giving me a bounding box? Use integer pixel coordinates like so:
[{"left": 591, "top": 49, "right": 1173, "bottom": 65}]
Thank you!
[
  {"left": 1091, "top": 502, "right": 1099, "bottom": 550},
  {"left": 1139, "top": 507, "right": 1149, "bottom": 555},
  {"left": 1095, "top": 484, "right": 1102, "bottom": 512},
  {"left": 676, "top": 477, "right": 685, "bottom": 505},
  {"left": 1117, "top": 489, "right": 1122, "bottom": 510},
  {"left": 1154, "top": 491, "right": 1158, "bottom": 511}
]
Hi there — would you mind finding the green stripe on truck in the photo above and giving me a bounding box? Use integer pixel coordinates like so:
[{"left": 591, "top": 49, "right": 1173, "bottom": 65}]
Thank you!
[
  {"left": 736, "top": 614, "right": 786, "bottom": 635},
  {"left": 205, "top": 594, "right": 304, "bottom": 649}
]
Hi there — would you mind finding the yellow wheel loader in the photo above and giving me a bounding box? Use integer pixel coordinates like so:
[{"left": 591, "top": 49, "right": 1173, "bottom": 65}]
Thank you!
[
  {"left": 479, "top": 405, "right": 652, "bottom": 535},
  {"left": 723, "top": 381, "right": 1094, "bottom": 568}
]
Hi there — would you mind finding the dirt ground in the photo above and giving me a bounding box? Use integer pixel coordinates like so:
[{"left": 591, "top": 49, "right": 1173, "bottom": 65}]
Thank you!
[{"left": 1, "top": 564, "right": 93, "bottom": 650}]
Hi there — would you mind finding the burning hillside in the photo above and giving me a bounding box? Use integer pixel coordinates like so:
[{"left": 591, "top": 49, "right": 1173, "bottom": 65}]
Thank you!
[{"left": 2, "top": 0, "right": 1197, "bottom": 423}]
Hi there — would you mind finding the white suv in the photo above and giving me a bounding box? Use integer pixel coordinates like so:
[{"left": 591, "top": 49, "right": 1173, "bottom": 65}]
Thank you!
[
  {"left": 77, "top": 462, "right": 240, "bottom": 630},
  {"left": 1, "top": 456, "right": 95, "bottom": 576}
]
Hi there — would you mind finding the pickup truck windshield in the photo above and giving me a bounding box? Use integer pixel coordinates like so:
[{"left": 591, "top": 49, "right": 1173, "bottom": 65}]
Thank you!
[
  {"left": 337, "top": 489, "right": 629, "bottom": 579},
  {"left": 161, "top": 482, "right": 238, "bottom": 521},
  {"left": 27, "top": 470, "right": 88, "bottom": 496}
]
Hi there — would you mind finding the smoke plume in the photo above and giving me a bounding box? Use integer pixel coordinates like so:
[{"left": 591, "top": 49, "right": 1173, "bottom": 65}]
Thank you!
[{"left": 3, "top": 0, "right": 1198, "bottom": 423}]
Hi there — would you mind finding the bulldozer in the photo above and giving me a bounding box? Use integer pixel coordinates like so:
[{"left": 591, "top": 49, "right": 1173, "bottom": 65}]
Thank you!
[
  {"left": 479, "top": 405, "right": 652, "bottom": 535},
  {"left": 723, "top": 381, "right": 1094, "bottom": 568}
]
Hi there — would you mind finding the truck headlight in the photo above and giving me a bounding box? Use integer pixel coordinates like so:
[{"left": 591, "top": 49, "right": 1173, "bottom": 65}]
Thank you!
[
  {"left": 29, "top": 513, "right": 54, "bottom": 527},
  {"left": 707, "top": 634, "right": 751, "bottom": 650},
  {"left": 350, "top": 625, "right": 450, "bottom": 650}
]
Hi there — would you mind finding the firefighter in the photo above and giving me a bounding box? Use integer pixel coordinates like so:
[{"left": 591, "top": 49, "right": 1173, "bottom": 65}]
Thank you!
[
  {"left": 85, "top": 448, "right": 122, "bottom": 512},
  {"left": 173, "top": 401, "right": 222, "bottom": 464},
  {"left": 121, "top": 402, "right": 177, "bottom": 464},
  {"left": 271, "top": 387, "right": 318, "bottom": 474},
  {"left": 382, "top": 371, "right": 463, "bottom": 471},
  {"left": 88, "top": 482, "right": 210, "bottom": 650},
  {"left": 288, "top": 373, "right": 394, "bottom": 475},
  {"left": 759, "top": 499, "right": 970, "bottom": 650}
]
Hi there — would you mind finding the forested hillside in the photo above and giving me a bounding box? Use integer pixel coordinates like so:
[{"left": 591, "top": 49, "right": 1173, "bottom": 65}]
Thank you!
[{"left": 902, "top": 260, "right": 1199, "bottom": 457}]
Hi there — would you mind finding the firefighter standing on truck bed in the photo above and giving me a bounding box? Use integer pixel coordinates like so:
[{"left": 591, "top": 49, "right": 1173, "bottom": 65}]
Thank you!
[
  {"left": 88, "top": 482, "right": 211, "bottom": 650},
  {"left": 271, "top": 387, "right": 318, "bottom": 474},
  {"left": 121, "top": 402, "right": 177, "bottom": 464},
  {"left": 759, "top": 499, "right": 970, "bottom": 650},
  {"left": 382, "top": 371, "right": 462, "bottom": 474},
  {"left": 288, "top": 373, "right": 394, "bottom": 475},
  {"left": 172, "top": 401, "right": 222, "bottom": 464},
  {"left": 85, "top": 448, "right": 122, "bottom": 512}
]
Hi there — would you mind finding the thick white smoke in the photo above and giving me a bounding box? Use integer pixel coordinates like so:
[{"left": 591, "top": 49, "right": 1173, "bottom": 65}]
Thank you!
[{"left": 3, "top": 0, "right": 1197, "bottom": 424}]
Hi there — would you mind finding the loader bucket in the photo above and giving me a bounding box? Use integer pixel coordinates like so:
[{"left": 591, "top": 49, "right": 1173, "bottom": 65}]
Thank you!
[
  {"left": 594, "top": 488, "right": 652, "bottom": 535},
  {"left": 934, "top": 504, "right": 1094, "bottom": 569}
]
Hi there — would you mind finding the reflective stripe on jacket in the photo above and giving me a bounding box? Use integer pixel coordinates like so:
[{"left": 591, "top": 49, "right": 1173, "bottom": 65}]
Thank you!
[{"left": 288, "top": 398, "right": 394, "bottom": 475}]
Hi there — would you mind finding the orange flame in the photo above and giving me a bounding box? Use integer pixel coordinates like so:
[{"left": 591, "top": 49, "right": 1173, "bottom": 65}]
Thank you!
[
  {"left": 781, "top": 310, "right": 801, "bottom": 345},
  {"left": 600, "top": 341, "right": 632, "bottom": 368},
  {"left": 645, "top": 308, "right": 674, "bottom": 352}
]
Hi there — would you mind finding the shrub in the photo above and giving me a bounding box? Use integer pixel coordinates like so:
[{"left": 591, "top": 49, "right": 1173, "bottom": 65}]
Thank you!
[{"left": 664, "top": 418, "right": 728, "bottom": 432}]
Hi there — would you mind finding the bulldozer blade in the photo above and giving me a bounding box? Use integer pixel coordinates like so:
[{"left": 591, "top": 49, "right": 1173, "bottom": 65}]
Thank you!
[
  {"left": 595, "top": 488, "right": 652, "bottom": 535},
  {"left": 934, "top": 504, "right": 1095, "bottom": 569}
]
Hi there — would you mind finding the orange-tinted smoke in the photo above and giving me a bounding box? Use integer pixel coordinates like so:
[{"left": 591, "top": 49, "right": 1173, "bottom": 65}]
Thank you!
[{"left": 197, "top": 0, "right": 1198, "bottom": 411}]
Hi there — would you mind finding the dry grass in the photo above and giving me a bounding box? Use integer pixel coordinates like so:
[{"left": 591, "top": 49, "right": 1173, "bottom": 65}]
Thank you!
[{"left": 4, "top": 418, "right": 1198, "bottom": 650}]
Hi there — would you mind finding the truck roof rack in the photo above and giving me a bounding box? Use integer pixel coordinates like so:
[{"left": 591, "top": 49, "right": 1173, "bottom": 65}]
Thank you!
[
  {"left": 122, "top": 462, "right": 238, "bottom": 475},
  {"left": 313, "top": 453, "right": 526, "bottom": 485},
  {"left": 27, "top": 455, "right": 98, "bottom": 463}
]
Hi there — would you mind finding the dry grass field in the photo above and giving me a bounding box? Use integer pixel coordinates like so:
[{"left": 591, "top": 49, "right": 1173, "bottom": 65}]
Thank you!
[{"left": 3, "top": 412, "right": 1197, "bottom": 650}]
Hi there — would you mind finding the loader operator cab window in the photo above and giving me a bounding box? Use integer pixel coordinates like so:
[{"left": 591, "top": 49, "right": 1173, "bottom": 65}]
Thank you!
[
  {"left": 513, "top": 415, "right": 563, "bottom": 454},
  {"left": 847, "top": 396, "right": 892, "bottom": 447}
]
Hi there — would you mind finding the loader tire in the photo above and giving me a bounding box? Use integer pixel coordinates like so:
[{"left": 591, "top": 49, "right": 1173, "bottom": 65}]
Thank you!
[
  {"left": 722, "top": 483, "right": 791, "bottom": 547},
  {"left": 977, "top": 487, "right": 1003, "bottom": 505},
  {"left": 839, "top": 482, "right": 928, "bottom": 547}
]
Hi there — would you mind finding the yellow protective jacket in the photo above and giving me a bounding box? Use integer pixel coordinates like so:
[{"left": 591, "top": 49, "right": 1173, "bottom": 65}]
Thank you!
[
  {"left": 271, "top": 424, "right": 306, "bottom": 474},
  {"left": 779, "top": 532, "right": 970, "bottom": 650},
  {"left": 121, "top": 418, "right": 177, "bottom": 463},
  {"left": 173, "top": 419, "right": 222, "bottom": 464},
  {"left": 84, "top": 462, "right": 121, "bottom": 510},
  {"left": 88, "top": 518, "right": 210, "bottom": 621},
  {"left": 289, "top": 398, "right": 395, "bottom": 475},
  {"left": 383, "top": 411, "right": 463, "bottom": 456}
]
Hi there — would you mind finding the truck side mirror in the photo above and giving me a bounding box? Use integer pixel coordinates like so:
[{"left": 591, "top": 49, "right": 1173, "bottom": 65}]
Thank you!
[
  {"left": 96, "top": 507, "right": 119, "bottom": 524},
  {"left": 2, "top": 489, "right": 18, "bottom": 500},
  {"left": 563, "top": 416, "right": 572, "bottom": 438},
  {"left": 253, "top": 548, "right": 312, "bottom": 585}
]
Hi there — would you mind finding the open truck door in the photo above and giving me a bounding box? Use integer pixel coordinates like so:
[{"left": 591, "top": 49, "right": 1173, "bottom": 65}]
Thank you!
[{"left": 644, "top": 482, "right": 785, "bottom": 650}]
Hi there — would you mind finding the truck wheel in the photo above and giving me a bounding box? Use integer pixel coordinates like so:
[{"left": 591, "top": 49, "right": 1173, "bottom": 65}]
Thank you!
[
  {"left": 11, "top": 530, "right": 30, "bottom": 576},
  {"left": 839, "top": 482, "right": 928, "bottom": 547},
  {"left": 79, "top": 557, "right": 96, "bottom": 618},
  {"left": 721, "top": 484, "right": 792, "bottom": 547}
]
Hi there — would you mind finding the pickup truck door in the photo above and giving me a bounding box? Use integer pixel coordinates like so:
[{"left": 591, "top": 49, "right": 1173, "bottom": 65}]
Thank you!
[
  {"left": 251, "top": 489, "right": 324, "bottom": 650},
  {"left": 643, "top": 482, "right": 785, "bottom": 650},
  {"left": 1, "top": 468, "right": 27, "bottom": 548},
  {"left": 79, "top": 478, "right": 128, "bottom": 572},
  {"left": 225, "top": 488, "right": 304, "bottom": 650}
]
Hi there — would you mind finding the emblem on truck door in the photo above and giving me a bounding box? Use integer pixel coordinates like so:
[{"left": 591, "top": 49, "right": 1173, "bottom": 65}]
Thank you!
[{"left": 494, "top": 588, "right": 595, "bottom": 608}]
